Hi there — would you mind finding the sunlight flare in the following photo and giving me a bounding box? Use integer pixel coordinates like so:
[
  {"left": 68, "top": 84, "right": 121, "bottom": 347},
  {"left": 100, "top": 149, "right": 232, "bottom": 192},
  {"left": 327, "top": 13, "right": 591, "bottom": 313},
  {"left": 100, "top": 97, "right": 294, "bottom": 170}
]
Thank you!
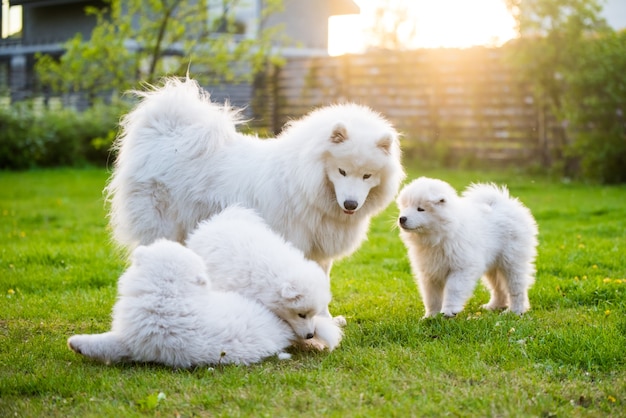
[{"left": 329, "top": 0, "right": 517, "bottom": 55}]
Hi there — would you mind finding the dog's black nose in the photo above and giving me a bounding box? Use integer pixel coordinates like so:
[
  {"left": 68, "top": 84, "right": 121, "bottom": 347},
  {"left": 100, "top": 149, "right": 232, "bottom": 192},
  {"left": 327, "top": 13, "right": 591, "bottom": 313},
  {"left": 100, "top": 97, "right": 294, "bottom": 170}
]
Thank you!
[
  {"left": 305, "top": 333, "right": 314, "bottom": 339},
  {"left": 344, "top": 200, "right": 358, "bottom": 211},
  {"left": 399, "top": 216, "right": 407, "bottom": 225}
]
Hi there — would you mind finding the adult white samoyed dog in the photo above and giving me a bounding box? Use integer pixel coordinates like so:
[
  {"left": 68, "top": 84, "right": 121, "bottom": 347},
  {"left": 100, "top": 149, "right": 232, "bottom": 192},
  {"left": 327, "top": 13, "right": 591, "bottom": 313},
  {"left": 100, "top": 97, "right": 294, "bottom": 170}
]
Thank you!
[
  {"left": 186, "top": 205, "right": 343, "bottom": 350},
  {"left": 106, "top": 77, "right": 405, "bottom": 276},
  {"left": 396, "top": 177, "right": 538, "bottom": 318},
  {"left": 67, "top": 239, "right": 295, "bottom": 368}
]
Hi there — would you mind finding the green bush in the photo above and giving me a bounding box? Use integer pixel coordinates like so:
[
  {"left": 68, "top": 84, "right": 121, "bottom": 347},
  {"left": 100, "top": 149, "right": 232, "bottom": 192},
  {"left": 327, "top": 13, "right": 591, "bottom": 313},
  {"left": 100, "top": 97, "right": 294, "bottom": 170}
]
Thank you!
[
  {"left": 0, "top": 101, "right": 126, "bottom": 170},
  {"left": 564, "top": 31, "right": 626, "bottom": 184}
]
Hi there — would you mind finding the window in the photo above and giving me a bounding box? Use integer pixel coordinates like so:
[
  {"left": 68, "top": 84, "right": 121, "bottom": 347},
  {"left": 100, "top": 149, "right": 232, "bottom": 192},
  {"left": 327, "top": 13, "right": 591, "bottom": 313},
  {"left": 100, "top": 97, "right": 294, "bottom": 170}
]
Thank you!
[{"left": 1, "top": 0, "right": 22, "bottom": 40}]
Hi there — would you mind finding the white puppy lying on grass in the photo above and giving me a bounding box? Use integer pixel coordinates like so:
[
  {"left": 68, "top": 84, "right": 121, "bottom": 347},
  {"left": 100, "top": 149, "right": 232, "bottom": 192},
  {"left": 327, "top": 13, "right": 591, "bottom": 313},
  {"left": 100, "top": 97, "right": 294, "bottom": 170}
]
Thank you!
[
  {"left": 68, "top": 239, "right": 295, "bottom": 368},
  {"left": 396, "top": 177, "right": 538, "bottom": 318},
  {"left": 186, "top": 206, "right": 343, "bottom": 351}
]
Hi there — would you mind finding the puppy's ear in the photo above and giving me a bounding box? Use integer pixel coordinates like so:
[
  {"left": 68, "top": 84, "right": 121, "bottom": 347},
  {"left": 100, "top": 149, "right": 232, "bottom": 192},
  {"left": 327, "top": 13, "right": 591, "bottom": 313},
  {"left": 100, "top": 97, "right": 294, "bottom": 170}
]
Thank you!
[
  {"left": 330, "top": 123, "right": 348, "bottom": 144},
  {"left": 194, "top": 273, "right": 208, "bottom": 287},
  {"left": 377, "top": 133, "right": 393, "bottom": 154},
  {"left": 281, "top": 283, "right": 303, "bottom": 301}
]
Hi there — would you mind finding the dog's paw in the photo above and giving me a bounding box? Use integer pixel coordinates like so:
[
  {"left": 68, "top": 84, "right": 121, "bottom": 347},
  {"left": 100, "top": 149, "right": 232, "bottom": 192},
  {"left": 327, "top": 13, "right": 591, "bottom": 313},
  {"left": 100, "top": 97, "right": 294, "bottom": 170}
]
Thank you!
[
  {"left": 66, "top": 333, "right": 129, "bottom": 365},
  {"left": 315, "top": 316, "right": 344, "bottom": 351},
  {"left": 295, "top": 338, "right": 327, "bottom": 351},
  {"left": 507, "top": 300, "right": 530, "bottom": 315},
  {"left": 482, "top": 302, "right": 507, "bottom": 311},
  {"left": 67, "top": 336, "right": 83, "bottom": 354},
  {"left": 277, "top": 352, "right": 292, "bottom": 360},
  {"left": 503, "top": 307, "right": 528, "bottom": 316},
  {"left": 441, "top": 304, "right": 465, "bottom": 318},
  {"left": 333, "top": 315, "right": 347, "bottom": 327}
]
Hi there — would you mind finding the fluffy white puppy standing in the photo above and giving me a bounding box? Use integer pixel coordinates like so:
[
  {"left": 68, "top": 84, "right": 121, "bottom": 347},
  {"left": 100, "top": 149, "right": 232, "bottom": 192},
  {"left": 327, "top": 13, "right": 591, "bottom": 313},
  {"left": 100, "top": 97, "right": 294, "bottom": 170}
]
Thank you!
[
  {"left": 67, "top": 239, "right": 295, "bottom": 368},
  {"left": 396, "top": 177, "right": 538, "bottom": 318},
  {"left": 105, "top": 77, "right": 405, "bottom": 278},
  {"left": 186, "top": 206, "right": 343, "bottom": 351}
]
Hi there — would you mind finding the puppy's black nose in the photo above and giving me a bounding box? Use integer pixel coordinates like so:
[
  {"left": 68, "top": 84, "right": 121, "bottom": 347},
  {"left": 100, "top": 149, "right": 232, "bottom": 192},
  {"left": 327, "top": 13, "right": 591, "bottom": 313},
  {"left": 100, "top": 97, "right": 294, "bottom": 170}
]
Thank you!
[
  {"left": 344, "top": 200, "right": 358, "bottom": 211},
  {"left": 399, "top": 216, "right": 407, "bottom": 225},
  {"left": 305, "top": 333, "right": 314, "bottom": 339}
]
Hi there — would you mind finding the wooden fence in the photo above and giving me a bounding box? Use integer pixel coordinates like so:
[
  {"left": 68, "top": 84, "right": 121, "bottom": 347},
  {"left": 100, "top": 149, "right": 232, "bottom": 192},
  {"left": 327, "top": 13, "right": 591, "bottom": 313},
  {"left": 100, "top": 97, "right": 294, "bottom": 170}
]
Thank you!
[
  {"left": 2, "top": 45, "right": 563, "bottom": 166},
  {"left": 262, "top": 47, "right": 562, "bottom": 165}
]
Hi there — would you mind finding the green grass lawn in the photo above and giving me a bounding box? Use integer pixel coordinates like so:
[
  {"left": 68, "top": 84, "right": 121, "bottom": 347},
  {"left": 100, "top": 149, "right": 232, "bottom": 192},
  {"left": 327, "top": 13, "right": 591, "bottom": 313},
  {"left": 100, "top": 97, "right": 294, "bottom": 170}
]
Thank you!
[{"left": 1, "top": 167, "right": 625, "bottom": 417}]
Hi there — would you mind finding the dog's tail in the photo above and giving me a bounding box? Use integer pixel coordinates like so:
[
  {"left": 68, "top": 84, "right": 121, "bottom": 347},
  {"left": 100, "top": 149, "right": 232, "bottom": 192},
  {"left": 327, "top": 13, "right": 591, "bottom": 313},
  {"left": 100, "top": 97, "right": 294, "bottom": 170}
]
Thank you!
[
  {"left": 111, "top": 77, "right": 244, "bottom": 164},
  {"left": 462, "top": 183, "right": 511, "bottom": 207},
  {"left": 463, "top": 184, "right": 538, "bottom": 240},
  {"left": 104, "top": 77, "right": 245, "bottom": 250}
]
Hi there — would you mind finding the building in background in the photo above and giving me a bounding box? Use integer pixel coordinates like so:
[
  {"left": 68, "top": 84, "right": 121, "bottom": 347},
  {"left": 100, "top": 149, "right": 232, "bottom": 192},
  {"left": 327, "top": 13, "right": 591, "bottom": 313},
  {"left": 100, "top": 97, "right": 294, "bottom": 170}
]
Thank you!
[{"left": 0, "top": 0, "right": 358, "bottom": 103}]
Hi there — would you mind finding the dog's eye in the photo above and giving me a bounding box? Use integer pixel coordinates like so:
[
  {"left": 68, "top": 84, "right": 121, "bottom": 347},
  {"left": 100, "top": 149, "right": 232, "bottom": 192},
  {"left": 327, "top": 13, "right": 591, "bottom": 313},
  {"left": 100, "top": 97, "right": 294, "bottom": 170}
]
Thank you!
[
  {"left": 363, "top": 174, "right": 371, "bottom": 180},
  {"left": 298, "top": 313, "right": 307, "bottom": 319},
  {"left": 417, "top": 207, "right": 425, "bottom": 212},
  {"left": 338, "top": 169, "right": 346, "bottom": 176}
]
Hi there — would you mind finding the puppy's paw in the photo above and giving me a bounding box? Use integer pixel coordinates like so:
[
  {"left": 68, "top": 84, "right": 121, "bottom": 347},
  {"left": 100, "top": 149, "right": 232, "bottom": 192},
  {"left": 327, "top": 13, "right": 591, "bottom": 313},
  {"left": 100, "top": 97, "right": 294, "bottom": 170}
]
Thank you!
[
  {"left": 504, "top": 307, "right": 528, "bottom": 316},
  {"left": 507, "top": 301, "right": 530, "bottom": 315},
  {"left": 66, "top": 333, "right": 128, "bottom": 364},
  {"left": 68, "top": 335, "right": 94, "bottom": 355},
  {"left": 294, "top": 338, "right": 327, "bottom": 351},
  {"left": 482, "top": 302, "right": 507, "bottom": 311},
  {"left": 315, "top": 316, "right": 344, "bottom": 351},
  {"left": 333, "top": 315, "right": 347, "bottom": 327},
  {"left": 421, "top": 311, "right": 439, "bottom": 319},
  {"left": 441, "top": 304, "right": 465, "bottom": 317},
  {"left": 67, "top": 336, "right": 83, "bottom": 354}
]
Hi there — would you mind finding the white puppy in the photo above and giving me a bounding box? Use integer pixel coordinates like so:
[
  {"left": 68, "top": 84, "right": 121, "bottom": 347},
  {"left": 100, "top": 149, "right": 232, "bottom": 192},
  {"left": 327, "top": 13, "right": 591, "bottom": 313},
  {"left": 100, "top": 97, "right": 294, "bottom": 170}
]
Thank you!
[
  {"left": 68, "top": 239, "right": 295, "bottom": 368},
  {"left": 186, "top": 206, "right": 343, "bottom": 351},
  {"left": 397, "top": 177, "right": 538, "bottom": 318}
]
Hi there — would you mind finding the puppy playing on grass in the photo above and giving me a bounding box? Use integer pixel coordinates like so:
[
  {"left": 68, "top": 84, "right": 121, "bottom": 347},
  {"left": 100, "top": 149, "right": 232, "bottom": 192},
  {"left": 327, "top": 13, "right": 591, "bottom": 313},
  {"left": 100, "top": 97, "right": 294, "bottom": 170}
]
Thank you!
[
  {"left": 396, "top": 177, "right": 538, "bottom": 318},
  {"left": 186, "top": 205, "right": 343, "bottom": 351},
  {"left": 68, "top": 239, "right": 295, "bottom": 368}
]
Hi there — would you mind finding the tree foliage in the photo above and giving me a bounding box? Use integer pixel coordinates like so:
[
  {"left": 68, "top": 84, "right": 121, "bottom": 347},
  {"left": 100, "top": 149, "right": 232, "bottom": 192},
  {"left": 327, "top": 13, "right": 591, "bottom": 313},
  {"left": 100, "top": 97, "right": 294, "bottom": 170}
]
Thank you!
[
  {"left": 563, "top": 30, "right": 626, "bottom": 183},
  {"left": 363, "top": 0, "right": 417, "bottom": 51},
  {"left": 506, "top": 0, "right": 609, "bottom": 111},
  {"left": 506, "top": 0, "right": 625, "bottom": 182},
  {"left": 35, "top": 0, "right": 284, "bottom": 99}
]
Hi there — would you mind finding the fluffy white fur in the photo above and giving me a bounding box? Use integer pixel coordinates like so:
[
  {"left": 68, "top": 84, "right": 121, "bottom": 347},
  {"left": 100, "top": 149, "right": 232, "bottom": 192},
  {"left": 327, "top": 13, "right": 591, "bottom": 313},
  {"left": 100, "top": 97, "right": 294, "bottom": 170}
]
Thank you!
[
  {"left": 105, "top": 77, "right": 405, "bottom": 276},
  {"left": 397, "top": 177, "right": 538, "bottom": 318},
  {"left": 186, "top": 206, "right": 343, "bottom": 350},
  {"left": 67, "top": 239, "right": 295, "bottom": 368}
]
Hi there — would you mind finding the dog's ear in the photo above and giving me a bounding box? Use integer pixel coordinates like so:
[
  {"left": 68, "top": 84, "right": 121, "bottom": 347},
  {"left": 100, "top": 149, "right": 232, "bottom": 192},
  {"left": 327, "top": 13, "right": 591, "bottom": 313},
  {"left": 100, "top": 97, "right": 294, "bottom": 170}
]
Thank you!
[
  {"left": 194, "top": 273, "right": 208, "bottom": 287},
  {"left": 377, "top": 133, "right": 393, "bottom": 154},
  {"left": 330, "top": 123, "right": 348, "bottom": 144},
  {"left": 281, "top": 283, "right": 303, "bottom": 301}
]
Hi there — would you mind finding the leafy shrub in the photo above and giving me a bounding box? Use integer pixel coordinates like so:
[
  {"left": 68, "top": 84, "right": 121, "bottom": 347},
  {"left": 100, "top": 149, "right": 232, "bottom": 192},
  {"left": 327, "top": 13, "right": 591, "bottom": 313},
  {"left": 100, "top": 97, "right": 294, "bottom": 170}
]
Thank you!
[
  {"left": 0, "top": 101, "right": 126, "bottom": 170},
  {"left": 564, "top": 31, "right": 626, "bottom": 184},
  {"left": 0, "top": 103, "right": 39, "bottom": 169}
]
